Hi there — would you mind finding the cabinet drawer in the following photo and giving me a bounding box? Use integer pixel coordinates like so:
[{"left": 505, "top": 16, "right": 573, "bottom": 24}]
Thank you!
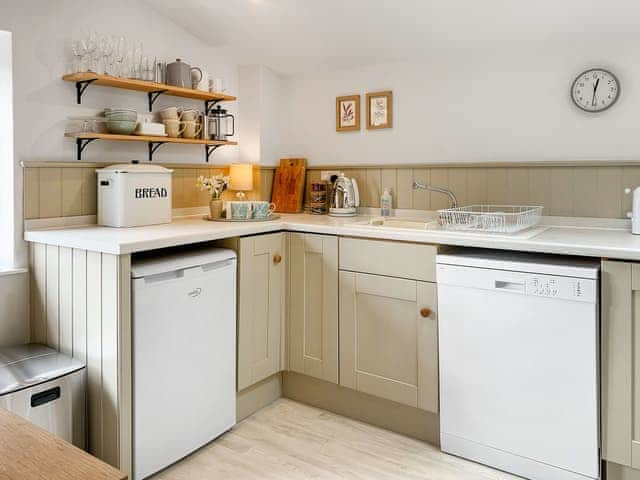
[{"left": 339, "top": 238, "right": 436, "bottom": 282}]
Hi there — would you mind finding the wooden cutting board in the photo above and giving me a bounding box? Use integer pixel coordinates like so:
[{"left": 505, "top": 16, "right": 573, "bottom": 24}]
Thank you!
[{"left": 271, "top": 158, "right": 307, "bottom": 213}]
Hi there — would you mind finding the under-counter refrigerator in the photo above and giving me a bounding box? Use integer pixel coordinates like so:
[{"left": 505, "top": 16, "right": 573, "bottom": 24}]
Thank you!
[{"left": 131, "top": 247, "right": 237, "bottom": 480}]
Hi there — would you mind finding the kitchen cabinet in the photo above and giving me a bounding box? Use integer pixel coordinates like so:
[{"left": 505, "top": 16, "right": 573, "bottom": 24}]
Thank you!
[
  {"left": 602, "top": 260, "right": 640, "bottom": 471},
  {"left": 236, "top": 233, "right": 286, "bottom": 391},
  {"left": 339, "top": 271, "right": 438, "bottom": 413},
  {"left": 288, "top": 233, "right": 338, "bottom": 384}
]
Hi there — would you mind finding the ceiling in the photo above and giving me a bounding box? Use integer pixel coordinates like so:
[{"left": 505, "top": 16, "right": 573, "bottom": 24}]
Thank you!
[{"left": 146, "top": 0, "right": 640, "bottom": 75}]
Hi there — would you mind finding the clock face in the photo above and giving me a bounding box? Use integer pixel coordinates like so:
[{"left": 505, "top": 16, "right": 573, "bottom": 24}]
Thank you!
[{"left": 571, "top": 68, "right": 620, "bottom": 112}]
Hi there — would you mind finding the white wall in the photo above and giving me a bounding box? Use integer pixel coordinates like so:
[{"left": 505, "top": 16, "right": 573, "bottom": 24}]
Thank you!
[
  {"left": 283, "top": 45, "right": 640, "bottom": 166},
  {"left": 0, "top": 31, "right": 15, "bottom": 268},
  {"left": 238, "top": 65, "right": 287, "bottom": 167}
]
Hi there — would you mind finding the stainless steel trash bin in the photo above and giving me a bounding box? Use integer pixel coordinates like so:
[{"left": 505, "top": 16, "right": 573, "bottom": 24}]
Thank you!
[{"left": 0, "top": 344, "right": 86, "bottom": 448}]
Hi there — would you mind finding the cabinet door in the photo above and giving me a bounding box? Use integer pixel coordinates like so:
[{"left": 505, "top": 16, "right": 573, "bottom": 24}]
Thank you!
[
  {"left": 237, "top": 233, "right": 285, "bottom": 391},
  {"left": 288, "top": 233, "right": 338, "bottom": 383},
  {"left": 339, "top": 271, "right": 438, "bottom": 412},
  {"left": 602, "top": 260, "right": 640, "bottom": 470}
]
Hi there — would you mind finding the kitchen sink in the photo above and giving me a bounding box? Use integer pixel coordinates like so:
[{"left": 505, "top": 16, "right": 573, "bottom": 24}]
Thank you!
[
  {"left": 355, "top": 217, "right": 549, "bottom": 239},
  {"left": 358, "top": 218, "right": 441, "bottom": 230}
]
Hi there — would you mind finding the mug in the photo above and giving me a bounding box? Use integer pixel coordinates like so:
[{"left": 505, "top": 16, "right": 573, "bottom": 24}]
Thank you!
[
  {"left": 190, "top": 67, "right": 203, "bottom": 90},
  {"left": 181, "top": 109, "right": 198, "bottom": 121},
  {"left": 252, "top": 201, "right": 276, "bottom": 219},
  {"left": 159, "top": 106, "right": 183, "bottom": 121},
  {"left": 164, "top": 119, "right": 185, "bottom": 138},
  {"left": 182, "top": 120, "right": 202, "bottom": 139},
  {"left": 227, "top": 201, "right": 252, "bottom": 220}
]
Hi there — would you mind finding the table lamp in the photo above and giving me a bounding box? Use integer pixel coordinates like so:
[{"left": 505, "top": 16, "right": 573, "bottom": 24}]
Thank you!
[{"left": 229, "top": 164, "right": 254, "bottom": 199}]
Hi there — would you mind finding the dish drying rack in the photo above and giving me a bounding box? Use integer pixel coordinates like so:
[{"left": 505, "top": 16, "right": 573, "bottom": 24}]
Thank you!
[{"left": 437, "top": 205, "right": 543, "bottom": 233}]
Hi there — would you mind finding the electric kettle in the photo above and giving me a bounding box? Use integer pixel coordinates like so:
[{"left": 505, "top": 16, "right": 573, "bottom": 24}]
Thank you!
[{"left": 329, "top": 173, "right": 360, "bottom": 217}]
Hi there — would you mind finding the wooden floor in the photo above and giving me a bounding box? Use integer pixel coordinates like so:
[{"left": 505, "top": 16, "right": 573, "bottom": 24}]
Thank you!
[{"left": 152, "top": 399, "right": 518, "bottom": 480}]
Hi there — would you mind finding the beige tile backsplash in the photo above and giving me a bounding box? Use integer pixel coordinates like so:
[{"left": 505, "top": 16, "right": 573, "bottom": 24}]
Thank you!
[{"left": 23, "top": 162, "right": 640, "bottom": 220}]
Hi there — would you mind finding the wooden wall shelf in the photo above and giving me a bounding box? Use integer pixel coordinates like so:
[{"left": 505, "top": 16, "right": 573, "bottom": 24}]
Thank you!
[
  {"left": 65, "top": 132, "right": 237, "bottom": 162},
  {"left": 63, "top": 72, "right": 236, "bottom": 112}
]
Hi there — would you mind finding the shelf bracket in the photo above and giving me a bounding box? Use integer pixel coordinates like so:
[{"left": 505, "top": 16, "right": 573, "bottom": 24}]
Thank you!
[
  {"left": 148, "top": 141, "right": 167, "bottom": 161},
  {"left": 148, "top": 90, "right": 168, "bottom": 112},
  {"left": 205, "top": 99, "right": 221, "bottom": 116},
  {"left": 75, "top": 138, "right": 97, "bottom": 160},
  {"left": 205, "top": 144, "right": 221, "bottom": 162},
  {"left": 75, "top": 79, "right": 97, "bottom": 104}
]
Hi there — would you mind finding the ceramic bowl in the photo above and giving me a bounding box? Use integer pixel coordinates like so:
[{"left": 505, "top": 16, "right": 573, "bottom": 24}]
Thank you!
[
  {"left": 104, "top": 108, "right": 138, "bottom": 122},
  {"left": 106, "top": 119, "right": 138, "bottom": 135}
]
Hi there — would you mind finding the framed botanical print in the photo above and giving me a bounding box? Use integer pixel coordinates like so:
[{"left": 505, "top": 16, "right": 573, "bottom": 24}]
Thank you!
[
  {"left": 366, "top": 90, "right": 393, "bottom": 129},
  {"left": 336, "top": 95, "right": 360, "bottom": 132}
]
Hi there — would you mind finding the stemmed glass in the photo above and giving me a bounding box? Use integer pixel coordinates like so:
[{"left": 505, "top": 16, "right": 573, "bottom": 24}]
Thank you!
[
  {"left": 99, "top": 35, "right": 114, "bottom": 75},
  {"left": 70, "top": 40, "right": 85, "bottom": 73},
  {"left": 112, "top": 36, "right": 126, "bottom": 77},
  {"left": 81, "top": 30, "right": 98, "bottom": 72}
]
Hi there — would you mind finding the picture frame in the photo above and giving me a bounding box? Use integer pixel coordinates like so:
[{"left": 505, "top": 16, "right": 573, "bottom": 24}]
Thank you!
[
  {"left": 366, "top": 90, "right": 393, "bottom": 129},
  {"left": 336, "top": 95, "right": 361, "bottom": 132}
]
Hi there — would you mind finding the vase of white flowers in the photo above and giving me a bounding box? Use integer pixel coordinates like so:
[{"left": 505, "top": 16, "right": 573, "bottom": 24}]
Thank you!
[{"left": 196, "top": 174, "right": 230, "bottom": 219}]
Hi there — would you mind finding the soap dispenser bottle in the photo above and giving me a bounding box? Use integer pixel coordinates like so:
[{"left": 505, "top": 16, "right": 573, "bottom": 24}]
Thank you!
[
  {"left": 625, "top": 187, "right": 640, "bottom": 234},
  {"left": 381, "top": 187, "right": 392, "bottom": 217}
]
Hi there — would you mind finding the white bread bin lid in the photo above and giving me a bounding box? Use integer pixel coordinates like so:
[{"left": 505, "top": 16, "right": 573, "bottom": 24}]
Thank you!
[{"left": 97, "top": 163, "right": 173, "bottom": 174}]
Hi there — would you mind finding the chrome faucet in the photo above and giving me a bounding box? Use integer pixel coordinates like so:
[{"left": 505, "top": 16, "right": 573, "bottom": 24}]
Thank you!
[{"left": 412, "top": 181, "right": 458, "bottom": 208}]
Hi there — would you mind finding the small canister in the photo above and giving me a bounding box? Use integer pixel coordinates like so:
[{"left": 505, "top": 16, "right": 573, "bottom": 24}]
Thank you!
[{"left": 310, "top": 181, "right": 329, "bottom": 214}]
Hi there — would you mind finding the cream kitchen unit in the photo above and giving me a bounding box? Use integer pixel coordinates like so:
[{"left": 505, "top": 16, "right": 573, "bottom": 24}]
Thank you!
[
  {"left": 338, "top": 238, "right": 439, "bottom": 413},
  {"left": 24, "top": 214, "right": 640, "bottom": 480},
  {"left": 602, "top": 261, "right": 640, "bottom": 478}
]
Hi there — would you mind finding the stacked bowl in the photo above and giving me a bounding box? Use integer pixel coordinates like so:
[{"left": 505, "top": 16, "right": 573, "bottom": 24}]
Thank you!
[{"left": 104, "top": 108, "right": 138, "bottom": 135}]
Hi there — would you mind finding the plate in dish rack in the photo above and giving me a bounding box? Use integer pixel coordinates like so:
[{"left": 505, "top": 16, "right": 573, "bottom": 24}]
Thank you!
[{"left": 205, "top": 214, "right": 281, "bottom": 222}]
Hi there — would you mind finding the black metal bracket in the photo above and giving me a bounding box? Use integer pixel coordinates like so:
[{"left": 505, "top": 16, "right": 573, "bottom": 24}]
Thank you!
[
  {"left": 75, "top": 79, "right": 97, "bottom": 104},
  {"left": 148, "top": 141, "right": 167, "bottom": 161},
  {"left": 205, "top": 99, "right": 222, "bottom": 116},
  {"left": 205, "top": 144, "right": 221, "bottom": 162},
  {"left": 147, "top": 90, "right": 168, "bottom": 112},
  {"left": 76, "top": 138, "right": 97, "bottom": 160}
]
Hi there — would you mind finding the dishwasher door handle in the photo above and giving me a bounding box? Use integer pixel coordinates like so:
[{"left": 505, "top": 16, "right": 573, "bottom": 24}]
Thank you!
[{"left": 494, "top": 280, "right": 525, "bottom": 292}]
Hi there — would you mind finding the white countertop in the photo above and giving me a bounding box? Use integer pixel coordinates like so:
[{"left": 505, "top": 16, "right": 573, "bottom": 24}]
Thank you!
[{"left": 24, "top": 213, "right": 640, "bottom": 260}]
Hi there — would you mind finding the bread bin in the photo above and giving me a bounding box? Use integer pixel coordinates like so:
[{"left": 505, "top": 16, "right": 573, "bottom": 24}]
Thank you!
[{"left": 97, "top": 163, "right": 173, "bottom": 227}]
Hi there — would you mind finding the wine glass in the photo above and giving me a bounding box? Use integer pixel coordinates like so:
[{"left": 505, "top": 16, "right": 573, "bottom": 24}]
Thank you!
[
  {"left": 100, "top": 35, "right": 114, "bottom": 76},
  {"left": 70, "top": 40, "right": 85, "bottom": 73},
  {"left": 81, "top": 30, "right": 98, "bottom": 72},
  {"left": 112, "top": 36, "right": 126, "bottom": 77}
]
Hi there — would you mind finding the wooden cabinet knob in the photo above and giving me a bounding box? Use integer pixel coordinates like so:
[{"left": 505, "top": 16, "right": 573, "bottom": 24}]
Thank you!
[
  {"left": 420, "top": 307, "right": 432, "bottom": 318},
  {"left": 273, "top": 254, "right": 282, "bottom": 264}
]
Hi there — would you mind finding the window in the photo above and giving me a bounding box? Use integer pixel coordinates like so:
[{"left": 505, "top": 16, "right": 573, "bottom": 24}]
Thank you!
[{"left": 0, "top": 30, "right": 14, "bottom": 269}]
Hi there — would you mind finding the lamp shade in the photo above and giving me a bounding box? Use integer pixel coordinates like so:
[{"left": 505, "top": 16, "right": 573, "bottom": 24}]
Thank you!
[{"left": 229, "top": 164, "right": 254, "bottom": 191}]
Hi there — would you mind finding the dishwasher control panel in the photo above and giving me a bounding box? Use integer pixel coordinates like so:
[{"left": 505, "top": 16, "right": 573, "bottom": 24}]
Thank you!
[{"left": 526, "top": 276, "right": 596, "bottom": 302}]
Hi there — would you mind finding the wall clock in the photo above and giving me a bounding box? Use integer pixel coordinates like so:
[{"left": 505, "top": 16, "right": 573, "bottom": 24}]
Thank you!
[{"left": 571, "top": 68, "right": 620, "bottom": 112}]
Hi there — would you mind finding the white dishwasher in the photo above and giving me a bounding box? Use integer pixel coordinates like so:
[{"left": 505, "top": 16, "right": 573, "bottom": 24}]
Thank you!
[
  {"left": 437, "top": 249, "right": 600, "bottom": 480},
  {"left": 131, "top": 247, "right": 236, "bottom": 480}
]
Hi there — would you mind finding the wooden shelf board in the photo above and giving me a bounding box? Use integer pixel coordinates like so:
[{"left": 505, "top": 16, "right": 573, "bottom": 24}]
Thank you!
[
  {"left": 63, "top": 72, "right": 236, "bottom": 102},
  {"left": 65, "top": 132, "right": 237, "bottom": 146}
]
